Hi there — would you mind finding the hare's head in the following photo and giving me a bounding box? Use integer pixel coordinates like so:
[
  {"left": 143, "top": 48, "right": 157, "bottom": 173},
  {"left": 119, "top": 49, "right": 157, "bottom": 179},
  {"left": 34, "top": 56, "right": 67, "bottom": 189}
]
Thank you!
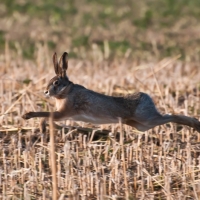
[{"left": 44, "top": 52, "right": 71, "bottom": 97}]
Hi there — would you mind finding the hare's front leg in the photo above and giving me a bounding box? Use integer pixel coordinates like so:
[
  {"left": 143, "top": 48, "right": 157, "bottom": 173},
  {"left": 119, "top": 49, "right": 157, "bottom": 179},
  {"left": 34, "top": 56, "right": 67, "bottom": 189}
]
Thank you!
[
  {"left": 22, "top": 111, "right": 64, "bottom": 120},
  {"left": 22, "top": 111, "right": 65, "bottom": 134}
]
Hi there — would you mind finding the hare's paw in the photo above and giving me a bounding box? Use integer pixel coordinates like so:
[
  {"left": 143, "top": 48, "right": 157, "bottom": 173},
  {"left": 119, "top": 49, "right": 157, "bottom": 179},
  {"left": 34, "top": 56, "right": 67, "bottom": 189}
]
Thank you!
[{"left": 22, "top": 112, "right": 34, "bottom": 120}]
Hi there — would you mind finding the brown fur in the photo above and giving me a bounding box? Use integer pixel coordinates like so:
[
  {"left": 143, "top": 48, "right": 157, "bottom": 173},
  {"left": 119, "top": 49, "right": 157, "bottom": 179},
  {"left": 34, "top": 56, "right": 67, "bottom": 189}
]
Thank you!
[{"left": 22, "top": 52, "right": 200, "bottom": 132}]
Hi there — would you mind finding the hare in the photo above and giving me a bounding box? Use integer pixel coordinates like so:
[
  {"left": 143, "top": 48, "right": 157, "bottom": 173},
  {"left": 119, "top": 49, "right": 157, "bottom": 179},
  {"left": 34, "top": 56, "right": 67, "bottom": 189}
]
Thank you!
[{"left": 22, "top": 52, "right": 200, "bottom": 132}]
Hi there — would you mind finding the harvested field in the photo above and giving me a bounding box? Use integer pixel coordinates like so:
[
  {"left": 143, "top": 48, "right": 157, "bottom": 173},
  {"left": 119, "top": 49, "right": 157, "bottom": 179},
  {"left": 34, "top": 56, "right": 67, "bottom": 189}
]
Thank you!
[
  {"left": 1, "top": 0, "right": 200, "bottom": 199},
  {"left": 1, "top": 49, "right": 200, "bottom": 199}
]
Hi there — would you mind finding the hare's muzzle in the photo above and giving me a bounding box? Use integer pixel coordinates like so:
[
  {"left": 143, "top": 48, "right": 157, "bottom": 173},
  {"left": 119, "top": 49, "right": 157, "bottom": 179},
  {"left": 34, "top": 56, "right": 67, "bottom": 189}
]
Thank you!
[{"left": 44, "top": 90, "right": 50, "bottom": 96}]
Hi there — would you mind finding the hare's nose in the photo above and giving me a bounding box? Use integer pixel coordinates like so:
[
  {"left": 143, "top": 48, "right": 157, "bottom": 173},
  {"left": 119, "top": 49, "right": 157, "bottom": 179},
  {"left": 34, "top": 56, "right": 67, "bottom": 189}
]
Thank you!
[{"left": 44, "top": 90, "right": 49, "bottom": 95}]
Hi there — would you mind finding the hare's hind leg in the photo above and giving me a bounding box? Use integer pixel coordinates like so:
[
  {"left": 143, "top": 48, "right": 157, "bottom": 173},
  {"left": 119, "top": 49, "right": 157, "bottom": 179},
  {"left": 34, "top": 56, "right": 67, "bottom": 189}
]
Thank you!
[
  {"left": 125, "top": 119, "right": 150, "bottom": 131},
  {"left": 134, "top": 114, "right": 200, "bottom": 132},
  {"left": 129, "top": 93, "right": 200, "bottom": 132},
  {"left": 135, "top": 114, "right": 168, "bottom": 130},
  {"left": 152, "top": 114, "right": 200, "bottom": 132}
]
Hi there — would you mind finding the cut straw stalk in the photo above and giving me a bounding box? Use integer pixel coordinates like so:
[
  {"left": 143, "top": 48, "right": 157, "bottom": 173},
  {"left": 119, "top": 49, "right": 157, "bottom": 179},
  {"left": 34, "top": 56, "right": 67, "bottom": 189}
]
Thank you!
[
  {"left": 49, "top": 113, "right": 58, "bottom": 200},
  {"left": 119, "top": 118, "right": 129, "bottom": 199}
]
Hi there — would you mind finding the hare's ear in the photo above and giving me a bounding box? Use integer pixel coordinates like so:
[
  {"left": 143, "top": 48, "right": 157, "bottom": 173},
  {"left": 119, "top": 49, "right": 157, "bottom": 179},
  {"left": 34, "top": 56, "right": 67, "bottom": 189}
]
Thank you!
[
  {"left": 53, "top": 52, "right": 60, "bottom": 75},
  {"left": 59, "top": 52, "right": 68, "bottom": 77}
]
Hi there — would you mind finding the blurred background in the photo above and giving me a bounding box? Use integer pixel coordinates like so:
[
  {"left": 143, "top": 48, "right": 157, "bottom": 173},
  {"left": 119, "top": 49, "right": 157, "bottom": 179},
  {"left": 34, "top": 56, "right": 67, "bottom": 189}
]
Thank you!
[{"left": 1, "top": 0, "right": 200, "bottom": 61}]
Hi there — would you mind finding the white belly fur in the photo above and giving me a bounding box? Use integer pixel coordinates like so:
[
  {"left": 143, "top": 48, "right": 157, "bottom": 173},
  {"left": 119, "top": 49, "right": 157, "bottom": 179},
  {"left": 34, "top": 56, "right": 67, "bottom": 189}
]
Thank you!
[{"left": 68, "top": 114, "right": 118, "bottom": 124}]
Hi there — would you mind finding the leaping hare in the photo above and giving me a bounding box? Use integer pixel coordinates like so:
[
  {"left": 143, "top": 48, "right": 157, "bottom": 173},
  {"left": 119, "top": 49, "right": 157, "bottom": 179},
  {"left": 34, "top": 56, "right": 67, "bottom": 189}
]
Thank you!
[{"left": 22, "top": 52, "right": 200, "bottom": 132}]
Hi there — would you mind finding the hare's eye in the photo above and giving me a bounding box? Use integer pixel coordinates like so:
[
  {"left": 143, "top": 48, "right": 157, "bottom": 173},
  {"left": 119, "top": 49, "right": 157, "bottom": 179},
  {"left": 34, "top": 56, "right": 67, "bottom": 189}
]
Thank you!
[{"left": 53, "top": 80, "right": 59, "bottom": 85}]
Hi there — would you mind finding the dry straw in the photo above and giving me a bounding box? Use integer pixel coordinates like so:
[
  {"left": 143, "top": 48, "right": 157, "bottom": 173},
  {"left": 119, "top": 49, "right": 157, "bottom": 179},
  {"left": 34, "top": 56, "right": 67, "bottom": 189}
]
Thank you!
[{"left": 0, "top": 44, "right": 200, "bottom": 199}]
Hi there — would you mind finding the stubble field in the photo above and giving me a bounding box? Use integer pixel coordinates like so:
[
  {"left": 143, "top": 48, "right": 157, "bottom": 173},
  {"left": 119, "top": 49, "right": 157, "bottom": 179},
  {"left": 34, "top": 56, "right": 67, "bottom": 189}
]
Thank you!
[{"left": 1, "top": 0, "right": 200, "bottom": 199}]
